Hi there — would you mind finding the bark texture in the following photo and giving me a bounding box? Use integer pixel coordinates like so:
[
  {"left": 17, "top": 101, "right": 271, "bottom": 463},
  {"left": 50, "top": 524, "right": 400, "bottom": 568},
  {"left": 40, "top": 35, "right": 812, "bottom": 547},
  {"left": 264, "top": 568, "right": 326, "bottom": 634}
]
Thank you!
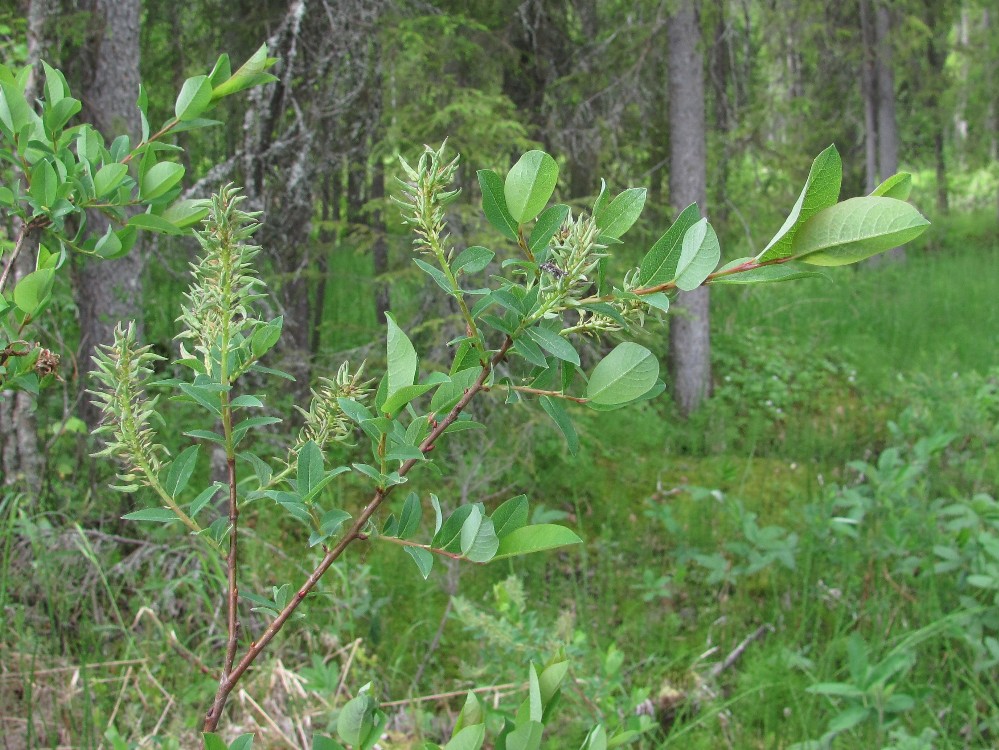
[
  {"left": 74, "top": 0, "right": 143, "bottom": 429},
  {"left": 667, "top": 0, "right": 712, "bottom": 417}
]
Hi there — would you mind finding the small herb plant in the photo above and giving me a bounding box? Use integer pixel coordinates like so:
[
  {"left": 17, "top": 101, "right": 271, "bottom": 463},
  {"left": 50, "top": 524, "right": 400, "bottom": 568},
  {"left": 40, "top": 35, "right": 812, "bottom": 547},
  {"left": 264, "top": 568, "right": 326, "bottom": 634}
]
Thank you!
[{"left": 88, "top": 140, "right": 929, "bottom": 746}]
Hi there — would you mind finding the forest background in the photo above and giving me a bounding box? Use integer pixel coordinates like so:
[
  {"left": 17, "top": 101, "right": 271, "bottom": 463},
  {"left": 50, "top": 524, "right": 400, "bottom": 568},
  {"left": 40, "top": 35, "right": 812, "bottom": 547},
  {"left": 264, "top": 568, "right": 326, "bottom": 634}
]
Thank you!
[{"left": 1, "top": 0, "right": 998, "bottom": 748}]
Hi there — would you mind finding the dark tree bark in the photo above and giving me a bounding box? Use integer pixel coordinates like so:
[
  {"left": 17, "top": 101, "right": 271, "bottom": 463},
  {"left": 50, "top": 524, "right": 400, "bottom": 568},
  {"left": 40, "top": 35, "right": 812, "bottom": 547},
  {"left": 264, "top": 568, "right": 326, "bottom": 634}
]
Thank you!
[
  {"left": 240, "top": 0, "right": 384, "bottom": 387},
  {"left": 74, "top": 0, "right": 143, "bottom": 429},
  {"left": 666, "top": 0, "right": 711, "bottom": 417}
]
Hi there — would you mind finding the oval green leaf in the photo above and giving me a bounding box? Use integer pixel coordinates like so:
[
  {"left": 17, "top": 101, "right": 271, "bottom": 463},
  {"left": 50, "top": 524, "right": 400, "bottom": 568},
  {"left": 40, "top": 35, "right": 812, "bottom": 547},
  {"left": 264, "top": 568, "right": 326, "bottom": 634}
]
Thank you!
[
  {"left": 870, "top": 172, "right": 912, "bottom": 200},
  {"left": 528, "top": 203, "right": 570, "bottom": 253},
  {"left": 673, "top": 219, "right": 720, "bottom": 291},
  {"left": 164, "top": 444, "right": 200, "bottom": 498},
  {"left": 122, "top": 508, "right": 179, "bottom": 523},
  {"left": 585, "top": 342, "right": 659, "bottom": 407},
  {"left": 638, "top": 203, "right": 700, "bottom": 286},
  {"left": 596, "top": 188, "right": 646, "bottom": 240},
  {"left": 385, "top": 312, "right": 418, "bottom": 398},
  {"left": 139, "top": 161, "right": 185, "bottom": 201},
  {"left": 13, "top": 268, "right": 55, "bottom": 316},
  {"left": 504, "top": 150, "right": 558, "bottom": 224},
  {"left": 757, "top": 144, "right": 842, "bottom": 262},
  {"left": 477, "top": 169, "right": 519, "bottom": 242},
  {"left": 525, "top": 327, "right": 579, "bottom": 366},
  {"left": 336, "top": 693, "right": 376, "bottom": 747},
  {"left": 492, "top": 524, "right": 582, "bottom": 561},
  {"left": 93, "top": 163, "right": 129, "bottom": 197},
  {"left": 175, "top": 75, "right": 212, "bottom": 121},
  {"left": 793, "top": 197, "right": 930, "bottom": 266},
  {"left": 540, "top": 395, "right": 579, "bottom": 456}
]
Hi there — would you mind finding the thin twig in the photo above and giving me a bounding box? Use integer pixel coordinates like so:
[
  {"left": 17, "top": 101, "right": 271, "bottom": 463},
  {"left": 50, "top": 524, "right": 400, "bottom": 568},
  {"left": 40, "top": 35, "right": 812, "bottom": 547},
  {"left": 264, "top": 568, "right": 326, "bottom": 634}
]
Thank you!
[
  {"left": 334, "top": 638, "right": 363, "bottom": 700},
  {"left": 238, "top": 688, "right": 299, "bottom": 748},
  {"left": 411, "top": 597, "right": 453, "bottom": 687},
  {"left": 0, "top": 658, "right": 148, "bottom": 679},
  {"left": 709, "top": 624, "right": 774, "bottom": 679},
  {"left": 0, "top": 221, "right": 32, "bottom": 294},
  {"left": 380, "top": 682, "right": 522, "bottom": 708}
]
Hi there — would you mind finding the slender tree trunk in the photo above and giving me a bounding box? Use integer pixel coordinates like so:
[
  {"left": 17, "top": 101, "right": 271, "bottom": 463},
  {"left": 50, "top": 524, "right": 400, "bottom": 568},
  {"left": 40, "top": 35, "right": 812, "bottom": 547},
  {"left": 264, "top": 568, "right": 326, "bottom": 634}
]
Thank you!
[
  {"left": 874, "top": 4, "right": 899, "bottom": 185},
  {"left": 74, "top": 0, "right": 143, "bottom": 429},
  {"left": 922, "top": 1, "right": 951, "bottom": 216},
  {"left": 859, "top": 0, "right": 879, "bottom": 193},
  {"left": 873, "top": 2, "right": 904, "bottom": 261},
  {"left": 667, "top": 0, "right": 711, "bottom": 417}
]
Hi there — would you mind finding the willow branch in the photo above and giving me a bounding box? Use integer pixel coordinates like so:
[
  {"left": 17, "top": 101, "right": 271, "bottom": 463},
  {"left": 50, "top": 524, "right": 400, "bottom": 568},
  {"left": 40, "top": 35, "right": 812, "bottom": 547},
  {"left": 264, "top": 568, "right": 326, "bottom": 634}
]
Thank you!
[{"left": 202, "top": 336, "right": 513, "bottom": 731}]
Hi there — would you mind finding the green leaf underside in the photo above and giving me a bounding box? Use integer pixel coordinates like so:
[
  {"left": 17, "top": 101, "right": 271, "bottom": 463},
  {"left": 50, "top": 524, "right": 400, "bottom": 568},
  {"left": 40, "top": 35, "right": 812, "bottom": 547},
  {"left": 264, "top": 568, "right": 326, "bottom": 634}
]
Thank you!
[
  {"left": 477, "top": 169, "right": 519, "bottom": 242},
  {"left": 504, "top": 150, "right": 558, "bottom": 224},
  {"left": 793, "top": 197, "right": 930, "bottom": 266},
  {"left": 757, "top": 144, "right": 842, "bottom": 262},
  {"left": 404, "top": 546, "right": 433, "bottom": 578},
  {"left": 673, "top": 219, "right": 720, "bottom": 290},
  {"left": 459, "top": 508, "right": 500, "bottom": 562},
  {"left": 492, "top": 524, "right": 582, "bottom": 560},
  {"left": 585, "top": 343, "right": 659, "bottom": 406},
  {"left": 638, "top": 203, "right": 700, "bottom": 286},
  {"left": 175, "top": 75, "right": 212, "bottom": 120}
]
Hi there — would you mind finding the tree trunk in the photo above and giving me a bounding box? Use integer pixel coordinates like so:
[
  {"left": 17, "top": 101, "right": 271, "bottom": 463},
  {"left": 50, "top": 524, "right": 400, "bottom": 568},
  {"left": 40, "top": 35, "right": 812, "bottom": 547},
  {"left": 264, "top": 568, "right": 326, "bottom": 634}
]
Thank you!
[
  {"left": 873, "top": 2, "right": 904, "bottom": 261},
  {"left": 874, "top": 4, "right": 899, "bottom": 185},
  {"left": 74, "top": 0, "right": 143, "bottom": 429},
  {"left": 859, "top": 0, "right": 879, "bottom": 193},
  {"left": 667, "top": 0, "right": 711, "bottom": 417}
]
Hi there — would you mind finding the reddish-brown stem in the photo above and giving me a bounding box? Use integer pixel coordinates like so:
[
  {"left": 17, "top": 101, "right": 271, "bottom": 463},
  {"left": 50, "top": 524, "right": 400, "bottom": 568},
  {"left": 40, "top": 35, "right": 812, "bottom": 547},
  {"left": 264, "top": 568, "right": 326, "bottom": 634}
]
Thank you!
[
  {"left": 223, "top": 456, "right": 240, "bottom": 679},
  {"left": 577, "top": 254, "right": 792, "bottom": 306},
  {"left": 365, "top": 533, "right": 467, "bottom": 561},
  {"left": 202, "top": 337, "right": 513, "bottom": 731}
]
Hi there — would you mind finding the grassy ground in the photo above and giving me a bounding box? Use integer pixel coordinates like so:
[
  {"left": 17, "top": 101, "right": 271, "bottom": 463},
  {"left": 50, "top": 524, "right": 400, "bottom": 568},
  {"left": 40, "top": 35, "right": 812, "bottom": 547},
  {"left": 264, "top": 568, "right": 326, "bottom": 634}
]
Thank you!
[{"left": 2, "top": 211, "right": 997, "bottom": 748}]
